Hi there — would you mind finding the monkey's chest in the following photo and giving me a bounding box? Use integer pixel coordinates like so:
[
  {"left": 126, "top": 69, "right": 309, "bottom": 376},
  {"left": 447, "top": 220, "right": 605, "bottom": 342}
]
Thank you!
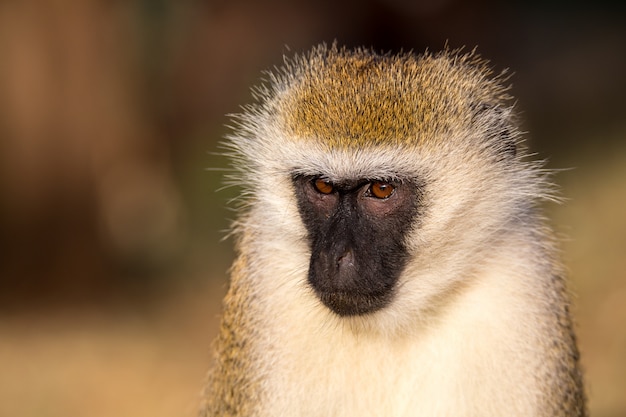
[
  {"left": 255, "top": 313, "right": 539, "bottom": 417},
  {"left": 260, "top": 335, "right": 470, "bottom": 416}
]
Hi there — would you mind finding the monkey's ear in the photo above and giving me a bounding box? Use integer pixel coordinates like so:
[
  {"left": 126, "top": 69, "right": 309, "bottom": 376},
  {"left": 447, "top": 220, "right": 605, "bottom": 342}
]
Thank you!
[{"left": 471, "top": 103, "right": 517, "bottom": 160}]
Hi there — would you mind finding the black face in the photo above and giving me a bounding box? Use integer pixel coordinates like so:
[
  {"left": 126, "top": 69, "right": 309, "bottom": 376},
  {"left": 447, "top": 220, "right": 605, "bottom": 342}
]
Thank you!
[{"left": 293, "top": 175, "right": 420, "bottom": 317}]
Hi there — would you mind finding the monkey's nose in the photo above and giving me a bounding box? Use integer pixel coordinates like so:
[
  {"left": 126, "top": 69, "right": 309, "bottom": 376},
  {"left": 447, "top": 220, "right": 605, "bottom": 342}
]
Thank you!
[{"left": 336, "top": 248, "right": 355, "bottom": 270}]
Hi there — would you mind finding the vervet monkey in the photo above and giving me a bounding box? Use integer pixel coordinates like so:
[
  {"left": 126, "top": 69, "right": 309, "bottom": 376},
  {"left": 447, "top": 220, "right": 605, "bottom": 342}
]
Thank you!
[{"left": 201, "top": 44, "right": 586, "bottom": 417}]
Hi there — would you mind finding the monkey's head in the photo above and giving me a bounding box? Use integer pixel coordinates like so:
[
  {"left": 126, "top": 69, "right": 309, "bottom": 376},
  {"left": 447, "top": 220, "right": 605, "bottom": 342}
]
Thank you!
[{"left": 226, "top": 44, "right": 552, "bottom": 324}]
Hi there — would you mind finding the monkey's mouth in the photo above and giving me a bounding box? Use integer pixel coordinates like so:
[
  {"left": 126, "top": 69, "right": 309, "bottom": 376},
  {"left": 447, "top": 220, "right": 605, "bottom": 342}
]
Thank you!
[
  {"left": 308, "top": 245, "right": 402, "bottom": 317},
  {"left": 316, "top": 289, "right": 392, "bottom": 317}
]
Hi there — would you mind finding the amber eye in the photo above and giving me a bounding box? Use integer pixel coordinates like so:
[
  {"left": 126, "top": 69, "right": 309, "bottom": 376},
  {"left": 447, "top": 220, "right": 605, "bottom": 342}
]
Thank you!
[
  {"left": 370, "top": 181, "right": 395, "bottom": 199},
  {"left": 313, "top": 178, "right": 334, "bottom": 194}
]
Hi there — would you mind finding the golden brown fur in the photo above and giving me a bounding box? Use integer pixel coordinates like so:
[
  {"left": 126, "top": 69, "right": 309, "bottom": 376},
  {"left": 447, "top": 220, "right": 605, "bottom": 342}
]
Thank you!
[{"left": 275, "top": 47, "right": 509, "bottom": 148}]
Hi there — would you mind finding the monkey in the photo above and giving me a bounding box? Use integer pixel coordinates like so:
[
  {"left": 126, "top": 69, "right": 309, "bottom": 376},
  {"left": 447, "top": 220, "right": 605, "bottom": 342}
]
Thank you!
[{"left": 200, "top": 43, "right": 586, "bottom": 417}]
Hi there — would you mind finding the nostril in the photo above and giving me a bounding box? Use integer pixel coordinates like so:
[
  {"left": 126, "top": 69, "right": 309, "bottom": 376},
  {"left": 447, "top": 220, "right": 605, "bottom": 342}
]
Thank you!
[{"left": 336, "top": 249, "right": 355, "bottom": 270}]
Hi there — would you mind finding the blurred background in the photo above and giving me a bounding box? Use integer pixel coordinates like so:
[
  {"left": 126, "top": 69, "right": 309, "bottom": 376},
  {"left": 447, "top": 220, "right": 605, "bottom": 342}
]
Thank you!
[{"left": 0, "top": 1, "right": 624, "bottom": 416}]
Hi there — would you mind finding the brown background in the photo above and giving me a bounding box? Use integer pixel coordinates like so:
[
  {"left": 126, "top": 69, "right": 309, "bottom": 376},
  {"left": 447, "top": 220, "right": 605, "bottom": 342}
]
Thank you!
[{"left": 0, "top": 1, "right": 625, "bottom": 416}]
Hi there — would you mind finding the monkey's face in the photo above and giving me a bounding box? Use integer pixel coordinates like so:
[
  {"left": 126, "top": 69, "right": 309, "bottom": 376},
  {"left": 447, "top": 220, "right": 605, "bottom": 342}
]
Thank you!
[
  {"left": 293, "top": 175, "right": 420, "bottom": 316},
  {"left": 227, "top": 46, "right": 542, "bottom": 328}
]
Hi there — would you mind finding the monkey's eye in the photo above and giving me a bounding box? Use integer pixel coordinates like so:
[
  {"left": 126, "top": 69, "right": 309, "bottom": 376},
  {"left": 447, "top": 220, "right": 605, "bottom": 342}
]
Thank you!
[
  {"left": 369, "top": 181, "right": 395, "bottom": 199},
  {"left": 313, "top": 178, "right": 334, "bottom": 194}
]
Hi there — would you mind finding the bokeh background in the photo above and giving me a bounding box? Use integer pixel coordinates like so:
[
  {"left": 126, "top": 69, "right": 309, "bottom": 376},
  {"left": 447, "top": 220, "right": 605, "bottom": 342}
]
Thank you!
[{"left": 0, "top": 1, "right": 624, "bottom": 416}]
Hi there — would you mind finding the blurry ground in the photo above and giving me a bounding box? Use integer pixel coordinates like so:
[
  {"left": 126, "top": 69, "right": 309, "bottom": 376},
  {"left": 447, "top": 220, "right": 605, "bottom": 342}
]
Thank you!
[
  {"left": 0, "top": 1, "right": 624, "bottom": 417},
  {"left": 0, "top": 287, "right": 224, "bottom": 417}
]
